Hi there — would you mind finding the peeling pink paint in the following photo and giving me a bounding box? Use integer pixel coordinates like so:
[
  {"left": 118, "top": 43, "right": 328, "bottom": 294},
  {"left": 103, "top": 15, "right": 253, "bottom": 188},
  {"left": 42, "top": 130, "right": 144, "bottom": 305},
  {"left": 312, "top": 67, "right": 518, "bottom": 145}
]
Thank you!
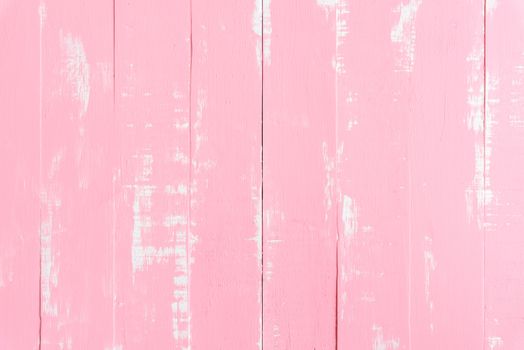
[{"left": 1, "top": 1, "right": 524, "bottom": 349}]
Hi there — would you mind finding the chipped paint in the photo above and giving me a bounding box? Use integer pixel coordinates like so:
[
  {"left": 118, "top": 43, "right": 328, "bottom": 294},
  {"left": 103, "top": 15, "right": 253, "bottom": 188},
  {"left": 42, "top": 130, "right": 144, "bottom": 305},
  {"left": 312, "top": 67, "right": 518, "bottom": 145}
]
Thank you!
[
  {"left": 59, "top": 31, "right": 90, "bottom": 118},
  {"left": 252, "top": 0, "right": 271, "bottom": 69},
  {"left": 342, "top": 194, "right": 358, "bottom": 238},
  {"left": 372, "top": 325, "right": 400, "bottom": 350},
  {"left": 487, "top": 336, "right": 503, "bottom": 349},
  {"left": 391, "top": 0, "right": 422, "bottom": 72}
]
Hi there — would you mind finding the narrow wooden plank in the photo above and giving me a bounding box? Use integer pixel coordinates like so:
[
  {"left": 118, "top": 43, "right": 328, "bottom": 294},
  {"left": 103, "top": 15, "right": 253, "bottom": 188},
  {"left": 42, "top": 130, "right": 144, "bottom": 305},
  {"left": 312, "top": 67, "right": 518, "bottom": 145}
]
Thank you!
[
  {"left": 38, "top": 0, "right": 115, "bottom": 348},
  {"left": 407, "top": 1, "right": 484, "bottom": 347},
  {"left": 0, "top": 1, "right": 41, "bottom": 348},
  {"left": 263, "top": 1, "right": 338, "bottom": 348},
  {"left": 337, "top": 0, "right": 484, "bottom": 348},
  {"left": 336, "top": 1, "right": 410, "bottom": 348},
  {"left": 189, "top": 0, "right": 262, "bottom": 348},
  {"left": 485, "top": 1, "right": 524, "bottom": 348},
  {"left": 115, "top": 0, "right": 191, "bottom": 348}
]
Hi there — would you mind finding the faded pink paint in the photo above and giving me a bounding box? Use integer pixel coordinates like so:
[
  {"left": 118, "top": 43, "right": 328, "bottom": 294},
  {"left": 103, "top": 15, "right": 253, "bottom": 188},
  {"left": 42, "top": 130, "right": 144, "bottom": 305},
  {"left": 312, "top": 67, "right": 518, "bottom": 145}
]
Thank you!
[
  {"left": 189, "top": 0, "right": 262, "bottom": 348},
  {"left": 39, "top": 0, "right": 115, "bottom": 348},
  {"left": 1, "top": 1, "right": 524, "bottom": 349},
  {"left": 0, "top": 1, "right": 40, "bottom": 349},
  {"left": 115, "top": 0, "right": 191, "bottom": 348},
  {"left": 263, "top": 1, "right": 337, "bottom": 348},
  {"left": 485, "top": 1, "right": 524, "bottom": 348}
]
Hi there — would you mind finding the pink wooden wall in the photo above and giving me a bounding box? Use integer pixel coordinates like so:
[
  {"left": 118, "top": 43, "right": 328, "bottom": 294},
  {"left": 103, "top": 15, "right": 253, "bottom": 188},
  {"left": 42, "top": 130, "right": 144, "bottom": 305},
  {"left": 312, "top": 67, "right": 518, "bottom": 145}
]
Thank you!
[{"left": 1, "top": 0, "right": 523, "bottom": 349}]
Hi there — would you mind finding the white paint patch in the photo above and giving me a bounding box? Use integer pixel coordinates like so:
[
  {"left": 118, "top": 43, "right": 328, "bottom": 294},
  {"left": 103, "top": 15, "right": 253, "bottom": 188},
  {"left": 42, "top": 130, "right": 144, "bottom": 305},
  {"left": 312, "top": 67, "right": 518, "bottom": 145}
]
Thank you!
[
  {"left": 342, "top": 195, "right": 358, "bottom": 238},
  {"left": 423, "top": 236, "right": 436, "bottom": 305},
  {"left": 316, "top": 0, "right": 338, "bottom": 9},
  {"left": 40, "top": 189, "right": 61, "bottom": 317},
  {"left": 465, "top": 38, "right": 496, "bottom": 228},
  {"left": 252, "top": 0, "right": 272, "bottom": 70},
  {"left": 372, "top": 325, "right": 400, "bottom": 350},
  {"left": 486, "top": 0, "right": 498, "bottom": 16},
  {"left": 59, "top": 31, "right": 90, "bottom": 118},
  {"left": 322, "top": 142, "right": 335, "bottom": 221},
  {"left": 390, "top": 0, "right": 422, "bottom": 72},
  {"left": 487, "top": 336, "right": 503, "bottom": 349}
]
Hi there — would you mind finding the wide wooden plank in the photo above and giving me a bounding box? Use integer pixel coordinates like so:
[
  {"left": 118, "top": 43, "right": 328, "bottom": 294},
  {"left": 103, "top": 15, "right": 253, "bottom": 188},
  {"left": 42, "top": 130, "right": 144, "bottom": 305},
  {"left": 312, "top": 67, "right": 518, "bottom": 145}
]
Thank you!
[
  {"left": 38, "top": 0, "right": 115, "bottom": 348},
  {"left": 485, "top": 1, "right": 524, "bottom": 348},
  {"left": 0, "top": 1, "right": 41, "bottom": 348},
  {"left": 189, "top": 0, "right": 262, "bottom": 348},
  {"left": 263, "top": 1, "right": 338, "bottom": 348},
  {"left": 337, "top": 0, "right": 484, "bottom": 348},
  {"left": 115, "top": 0, "right": 191, "bottom": 348}
]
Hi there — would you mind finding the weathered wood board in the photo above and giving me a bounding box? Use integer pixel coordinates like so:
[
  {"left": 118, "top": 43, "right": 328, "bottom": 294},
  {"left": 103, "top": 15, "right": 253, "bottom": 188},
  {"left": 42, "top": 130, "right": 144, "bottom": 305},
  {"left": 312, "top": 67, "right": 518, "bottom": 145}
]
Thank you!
[{"left": 1, "top": 1, "right": 523, "bottom": 349}]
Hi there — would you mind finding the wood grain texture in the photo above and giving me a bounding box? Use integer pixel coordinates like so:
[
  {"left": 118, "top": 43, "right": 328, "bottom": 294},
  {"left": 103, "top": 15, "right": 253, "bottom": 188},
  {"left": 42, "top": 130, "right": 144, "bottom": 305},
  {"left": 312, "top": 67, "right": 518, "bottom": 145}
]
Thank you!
[
  {"left": 263, "top": 1, "right": 338, "bottom": 348},
  {"left": 0, "top": 1, "right": 40, "bottom": 348},
  {"left": 485, "top": 1, "right": 524, "bottom": 348},
  {"left": 115, "top": 0, "right": 191, "bottom": 348},
  {"left": 2, "top": 1, "right": 524, "bottom": 349},
  {"left": 39, "top": 0, "right": 115, "bottom": 348},
  {"left": 190, "top": 0, "right": 262, "bottom": 348}
]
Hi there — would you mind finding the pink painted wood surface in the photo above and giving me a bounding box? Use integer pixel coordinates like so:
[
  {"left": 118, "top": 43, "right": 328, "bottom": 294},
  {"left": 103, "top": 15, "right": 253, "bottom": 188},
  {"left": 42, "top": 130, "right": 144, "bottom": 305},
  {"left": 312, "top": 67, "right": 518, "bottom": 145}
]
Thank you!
[
  {"left": 263, "top": 1, "right": 337, "bottom": 348},
  {"left": 189, "top": 0, "right": 262, "bottom": 348},
  {"left": 0, "top": 1, "right": 40, "bottom": 348},
  {"left": 115, "top": 0, "right": 191, "bottom": 348},
  {"left": 39, "top": 0, "right": 115, "bottom": 348},
  {"left": 1, "top": 1, "right": 524, "bottom": 349},
  {"left": 485, "top": 1, "right": 524, "bottom": 348}
]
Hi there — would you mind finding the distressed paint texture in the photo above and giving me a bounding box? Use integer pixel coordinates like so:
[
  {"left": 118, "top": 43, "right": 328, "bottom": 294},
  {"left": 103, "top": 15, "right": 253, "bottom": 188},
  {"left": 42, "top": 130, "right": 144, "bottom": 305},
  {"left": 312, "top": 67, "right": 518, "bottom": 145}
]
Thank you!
[
  {"left": 189, "top": 0, "right": 262, "bottom": 348},
  {"left": 1, "top": 1, "right": 524, "bottom": 349},
  {"left": 0, "top": 1, "right": 40, "bottom": 348},
  {"left": 263, "top": 1, "right": 337, "bottom": 348},
  {"left": 115, "top": 0, "right": 191, "bottom": 348},
  {"left": 485, "top": 1, "right": 524, "bottom": 348},
  {"left": 39, "top": 1, "right": 115, "bottom": 348}
]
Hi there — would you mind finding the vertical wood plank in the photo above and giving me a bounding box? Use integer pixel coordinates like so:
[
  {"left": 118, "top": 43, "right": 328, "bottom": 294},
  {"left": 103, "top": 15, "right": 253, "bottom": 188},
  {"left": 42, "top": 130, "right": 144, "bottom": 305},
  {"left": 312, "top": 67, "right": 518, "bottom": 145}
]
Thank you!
[
  {"left": 336, "top": 1, "right": 410, "bottom": 348},
  {"left": 0, "top": 1, "right": 41, "bottom": 348},
  {"left": 39, "top": 0, "right": 115, "bottom": 348},
  {"left": 189, "top": 0, "right": 262, "bottom": 348},
  {"left": 337, "top": 0, "right": 485, "bottom": 348},
  {"left": 115, "top": 0, "right": 191, "bottom": 348},
  {"left": 485, "top": 1, "right": 524, "bottom": 348},
  {"left": 263, "top": 1, "right": 338, "bottom": 348},
  {"left": 408, "top": 1, "right": 485, "bottom": 347}
]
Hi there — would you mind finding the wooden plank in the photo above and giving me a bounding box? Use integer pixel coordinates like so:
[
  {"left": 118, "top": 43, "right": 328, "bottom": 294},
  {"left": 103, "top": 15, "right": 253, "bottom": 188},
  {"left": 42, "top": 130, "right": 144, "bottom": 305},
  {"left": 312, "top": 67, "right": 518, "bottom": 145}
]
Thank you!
[
  {"left": 337, "top": 0, "right": 484, "bottom": 348},
  {"left": 115, "top": 0, "right": 191, "bottom": 348},
  {"left": 38, "top": 0, "right": 115, "bottom": 348},
  {"left": 485, "top": 1, "right": 524, "bottom": 348},
  {"left": 263, "top": 1, "right": 338, "bottom": 348},
  {"left": 336, "top": 1, "right": 410, "bottom": 348},
  {"left": 189, "top": 0, "right": 262, "bottom": 348},
  {"left": 0, "top": 1, "right": 41, "bottom": 348},
  {"left": 407, "top": 1, "right": 484, "bottom": 347}
]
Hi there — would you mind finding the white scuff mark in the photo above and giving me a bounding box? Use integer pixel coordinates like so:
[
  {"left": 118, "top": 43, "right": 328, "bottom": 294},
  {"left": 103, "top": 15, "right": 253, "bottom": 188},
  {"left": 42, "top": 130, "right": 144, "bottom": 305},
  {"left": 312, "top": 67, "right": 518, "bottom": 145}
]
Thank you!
[
  {"left": 39, "top": 2, "right": 47, "bottom": 27},
  {"left": 423, "top": 236, "right": 436, "bottom": 332},
  {"left": 322, "top": 142, "right": 335, "bottom": 221},
  {"left": 465, "top": 38, "right": 496, "bottom": 228},
  {"left": 252, "top": 0, "right": 272, "bottom": 70},
  {"left": 423, "top": 236, "right": 436, "bottom": 305},
  {"left": 486, "top": 0, "right": 498, "bottom": 16},
  {"left": 165, "top": 184, "right": 188, "bottom": 196},
  {"left": 342, "top": 195, "right": 358, "bottom": 238},
  {"left": 372, "top": 325, "right": 400, "bottom": 350},
  {"left": 316, "top": 0, "right": 338, "bottom": 8},
  {"left": 163, "top": 215, "right": 188, "bottom": 227},
  {"left": 390, "top": 0, "right": 422, "bottom": 72},
  {"left": 59, "top": 31, "right": 90, "bottom": 118},
  {"left": 488, "top": 336, "right": 503, "bottom": 349},
  {"left": 249, "top": 161, "right": 263, "bottom": 350},
  {"left": 40, "top": 189, "right": 61, "bottom": 317}
]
